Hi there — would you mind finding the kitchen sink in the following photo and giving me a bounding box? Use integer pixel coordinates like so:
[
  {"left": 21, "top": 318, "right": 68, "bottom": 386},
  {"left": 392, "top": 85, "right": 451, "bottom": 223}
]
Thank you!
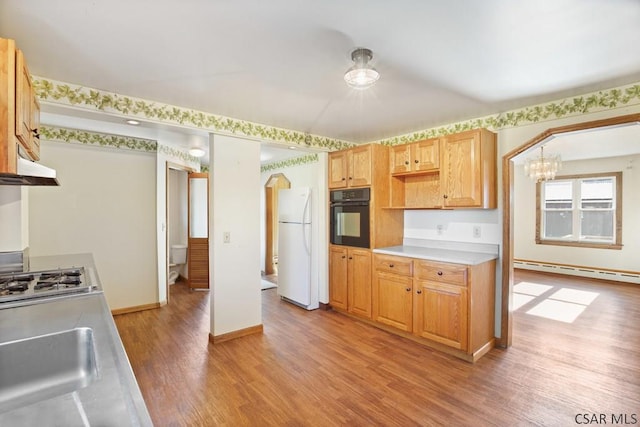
[{"left": 0, "top": 327, "right": 99, "bottom": 413}]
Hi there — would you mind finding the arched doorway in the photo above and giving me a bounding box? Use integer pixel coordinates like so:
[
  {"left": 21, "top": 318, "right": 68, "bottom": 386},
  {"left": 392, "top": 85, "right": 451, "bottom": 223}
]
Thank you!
[
  {"left": 264, "top": 173, "right": 291, "bottom": 275},
  {"left": 500, "top": 113, "right": 640, "bottom": 347}
]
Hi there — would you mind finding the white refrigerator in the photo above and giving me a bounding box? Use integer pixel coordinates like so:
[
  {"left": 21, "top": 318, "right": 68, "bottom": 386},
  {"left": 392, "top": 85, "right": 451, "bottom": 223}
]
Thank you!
[{"left": 277, "top": 187, "right": 318, "bottom": 310}]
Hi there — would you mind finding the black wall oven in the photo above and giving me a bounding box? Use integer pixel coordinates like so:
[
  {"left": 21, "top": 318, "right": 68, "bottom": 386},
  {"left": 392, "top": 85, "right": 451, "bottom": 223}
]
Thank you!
[{"left": 330, "top": 188, "right": 370, "bottom": 248}]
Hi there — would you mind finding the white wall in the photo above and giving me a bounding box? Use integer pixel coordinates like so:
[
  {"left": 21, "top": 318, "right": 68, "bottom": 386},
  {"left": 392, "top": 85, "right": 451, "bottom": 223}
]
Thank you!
[
  {"left": 210, "top": 134, "right": 262, "bottom": 336},
  {"left": 404, "top": 209, "right": 500, "bottom": 244},
  {"left": 259, "top": 153, "right": 329, "bottom": 303},
  {"left": 514, "top": 154, "right": 639, "bottom": 272},
  {"left": 0, "top": 186, "right": 28, "bottom": 252},
  {"left": 29, "top": 141, "right": 157, "bottom": 310}
]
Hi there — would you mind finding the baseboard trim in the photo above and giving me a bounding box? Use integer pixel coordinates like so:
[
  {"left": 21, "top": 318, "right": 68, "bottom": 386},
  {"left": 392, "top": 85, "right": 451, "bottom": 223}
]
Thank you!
[
  {"left": 514, "top": 258, "right": 640, "bottom": 284},
  {"left": 111, "top": 302, "right": 161, "bottom": 316},
  {"left": 209, "top": 324, "right": 263, "bottom": 344}
]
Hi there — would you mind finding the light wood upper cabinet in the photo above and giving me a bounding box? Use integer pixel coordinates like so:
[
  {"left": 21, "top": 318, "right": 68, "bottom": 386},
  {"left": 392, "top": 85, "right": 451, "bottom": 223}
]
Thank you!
[
  {"left": 328, "top": 145, "right": 372, "bottom": 189},
  {"left": 15, "top": 49, "right": 40, "bottom": 161},
  {"left": 1, "top": 38, "right": 40, "bottom": 173},
  {"left": 441, "top": 129, "right": 496, "bottom": 208},
  {"left": 390, "top": 138, "right": 439, "bottom": 175},
  {"left": 389, "top": 129, "right": 496, "bottom": 209}
]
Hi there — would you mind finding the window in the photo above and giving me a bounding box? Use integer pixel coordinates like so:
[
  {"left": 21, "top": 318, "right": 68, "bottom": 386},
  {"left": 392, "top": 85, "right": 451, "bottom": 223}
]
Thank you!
[{"left": 536, "top": 172, "right": 622, "bottom": 249}]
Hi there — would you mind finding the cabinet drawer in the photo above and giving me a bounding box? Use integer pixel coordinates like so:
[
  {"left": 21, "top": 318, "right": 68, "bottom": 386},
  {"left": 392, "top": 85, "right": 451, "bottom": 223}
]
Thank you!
[
  {"left": 415, "top": 261, "right": 467, "bottom": 285},
  {"left": 373, "top": 254, "right": 413, "bottom": 276}
]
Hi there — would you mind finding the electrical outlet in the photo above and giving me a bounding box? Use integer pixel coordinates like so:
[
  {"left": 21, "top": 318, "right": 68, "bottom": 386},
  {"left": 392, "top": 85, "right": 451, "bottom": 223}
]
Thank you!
[
  {"left": 473, "top": 226, "right": 481, "bottom": 238},
  {"left": 436, "top": 224, "right": 444, "bottom": 235},
  {"left": 223, "top": 232, "right": 231, "bottom": 243}
]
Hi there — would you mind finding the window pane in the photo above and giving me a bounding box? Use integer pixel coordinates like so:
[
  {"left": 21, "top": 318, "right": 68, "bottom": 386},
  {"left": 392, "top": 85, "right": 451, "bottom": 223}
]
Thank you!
[
  {"left": 581, "top": 178, "right": 613, "bottom": 199},
  {"left": 545, "top": 201, "right": 572, "bottom": 209},
  {"left": 544, "top": 211, "right": 572, "bottom": 238},
  {"left": 544, "top": 181, "right": 572, "bottom": 201},
  {"left": 581, "top": 178, "right": 613, "bottom": 211},
  {"left": 581, "top": 211, "right": 614, "bottom": 240}
]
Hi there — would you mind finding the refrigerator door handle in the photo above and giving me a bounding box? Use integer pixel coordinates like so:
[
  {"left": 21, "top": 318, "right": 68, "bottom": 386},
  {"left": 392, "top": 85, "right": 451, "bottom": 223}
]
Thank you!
[{"left": 302, "top": 191, "right": 311, "bottom": 256}]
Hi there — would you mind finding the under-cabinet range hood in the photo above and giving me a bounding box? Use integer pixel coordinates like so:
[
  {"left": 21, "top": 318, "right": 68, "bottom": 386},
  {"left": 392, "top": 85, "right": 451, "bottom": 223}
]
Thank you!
[{"left": 0, "top": 158, "right": 59, "bottom": 186}]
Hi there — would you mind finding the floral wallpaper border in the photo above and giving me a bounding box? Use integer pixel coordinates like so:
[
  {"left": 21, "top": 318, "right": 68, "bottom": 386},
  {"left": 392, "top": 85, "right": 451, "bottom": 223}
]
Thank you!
[
  {"left": 261, "top": 153, "right": 319, "bottom": 173},
  {"left": 34, "top": 76, "right": 640, "bottom": 159},
  {"left": 374, "top": 83, "right": 640, "bottom": 146},
  {"left": 40, "top": 125, "right": 201, "bottom": 164},
  {"left": 33, "top": 77, "right": 353, "bottom": 152}
]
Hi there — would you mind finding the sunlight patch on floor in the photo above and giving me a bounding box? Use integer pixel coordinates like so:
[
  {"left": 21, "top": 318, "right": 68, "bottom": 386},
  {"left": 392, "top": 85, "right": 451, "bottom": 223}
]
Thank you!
[
  {"left": 514, "top": 280, "right": 600, "bottom": 323},
  {"left": 513, "top": 293, "right": 536, "bottom": 310},
  {"left": 513, "top": 282, "right": 553, "bottom": 296},
  {"left": 548, "top": 288, "right": 599, "bottom": 305},
  {"left": 526, "top": 299, "right": 587, "bottom": 323}
]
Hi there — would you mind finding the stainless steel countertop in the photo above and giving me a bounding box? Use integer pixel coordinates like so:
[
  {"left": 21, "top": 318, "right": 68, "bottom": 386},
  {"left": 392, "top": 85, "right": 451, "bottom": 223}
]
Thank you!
[
  {"left": 373, "top": 245, "right": 498, "bottom": 265},
  {"left": 0, "top": 254, "right": 153, "bottom": 426}
]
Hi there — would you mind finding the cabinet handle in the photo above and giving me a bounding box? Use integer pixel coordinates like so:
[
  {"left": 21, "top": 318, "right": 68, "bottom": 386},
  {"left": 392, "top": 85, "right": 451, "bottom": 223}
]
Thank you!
[
  {"left": 404, "top": 161, "right": 409, "bottom": 165},
  {"left": 341, "top": 255, "right": 346, "bottom": 259},
  {"left": 349, "top": 177, "right": 353, "bottom": 180},
  {"left": 389, "top": 264, "right": 394, "bottom": 268},
  {"left": 414, "top": 159, "right": 419, "bottom": 163},
  {"left": 348, "top": 257, "right": 353, "bottom": 260},
  {"left": 405, "top": 287, "right": 411, "bottom": 292},
  {"left": 416, "top": 289, "right": 422, "bottom": 294},
  {"left": 32, "top": 128, "right": 40, "bottom": 139},
  {"left": 443, "top": 194, "right": 448, "bottom": 199},
  {"left": 437, "top": 271, "right": 443, "bottom": 276}
]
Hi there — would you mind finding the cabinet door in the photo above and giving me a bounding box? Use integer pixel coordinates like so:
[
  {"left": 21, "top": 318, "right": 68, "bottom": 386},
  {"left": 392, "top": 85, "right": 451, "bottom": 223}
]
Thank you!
[
  {"left": 348, "top": 145, "right": 372, "bottom": 187},
  {"left": 373, "top": 272, "right": 413, "bottom": 332},
  {"left": 441, "top": 131, "right": 482, "bottom": 207},
  {"left": 329, "top": 246, "right": 348, "bottom": 310},
  {"left": 414, "top": 280, "right": 468, "bottom": 351},
  {"left": 29, "top": 94, "right": 40, "bottom": 160},
  {"left": 348, "top": 248, "right": 372, "bottom": 319},
  {"left": 328, "top": 152, "right": 348, "bottom": 189},
  {"left": 412, "top": 138, "right": 439, "bottom": 172},
  {"left": 390, "top": 144, "right": 411, "bottom": 175},
  {"left": 15, "top": 49, "right": 37, "bottom": 159}
]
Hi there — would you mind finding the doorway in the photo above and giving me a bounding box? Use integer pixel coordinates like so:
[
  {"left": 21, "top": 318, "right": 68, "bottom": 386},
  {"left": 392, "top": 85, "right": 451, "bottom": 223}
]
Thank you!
[
  {"left": 500, "top": 113, "right": 640, "bottom": 346},
  {"left": 264, "top": 173, "right": 291, "bottom": 277},
  {"left": 166, "top": 163, "right": 196, "bottom": 303}
]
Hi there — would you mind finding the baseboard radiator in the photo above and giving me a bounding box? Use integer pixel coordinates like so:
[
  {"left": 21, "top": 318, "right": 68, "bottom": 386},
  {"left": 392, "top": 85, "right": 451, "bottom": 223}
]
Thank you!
[{"left": 514, "top": 259, "right": 640, "bottom": 285}]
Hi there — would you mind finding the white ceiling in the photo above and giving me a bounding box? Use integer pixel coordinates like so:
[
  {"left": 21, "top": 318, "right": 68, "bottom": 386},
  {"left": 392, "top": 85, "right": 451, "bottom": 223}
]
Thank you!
[{"left": 2, "top": 0, "right": 640, "bottom": 163}]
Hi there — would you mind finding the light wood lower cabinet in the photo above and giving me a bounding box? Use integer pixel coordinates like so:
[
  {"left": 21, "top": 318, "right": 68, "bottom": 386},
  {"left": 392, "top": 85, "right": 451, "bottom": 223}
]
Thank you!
[
  {"left": 372, "top": 254, "right": 414, "bottom": 332},
  {"left": 413, "top": 280, "right": 469, "bottom": 351},
  {"left": 329, "top": 245, "right": 372, "bottom": 319},
  {"left": 369, "top": 253, "right": 495, "bottom": 361}
]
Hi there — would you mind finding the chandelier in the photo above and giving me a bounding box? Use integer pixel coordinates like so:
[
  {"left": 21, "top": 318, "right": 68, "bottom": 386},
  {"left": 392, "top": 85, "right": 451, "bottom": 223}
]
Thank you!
[{"left": 524, "top": 146, "right": 561, "bottom": 182}]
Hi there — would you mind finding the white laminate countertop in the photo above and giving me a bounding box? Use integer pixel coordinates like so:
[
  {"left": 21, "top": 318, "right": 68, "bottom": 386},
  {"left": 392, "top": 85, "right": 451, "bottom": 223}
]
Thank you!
[{"left": 373, "top": 245, "right": 498, "bottom": 265}]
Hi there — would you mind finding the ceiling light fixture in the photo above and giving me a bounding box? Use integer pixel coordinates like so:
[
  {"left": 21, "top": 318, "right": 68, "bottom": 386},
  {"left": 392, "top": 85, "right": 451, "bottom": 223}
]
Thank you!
[
  {"left": 188, "top": 147, "right": 206, "bottom": 158},
  {"left": 125, "top": 119, "right": 140, "bottom": 126},
  {"left": 524, "top": 146, "right": 562, "bottom": 182},
  {"left": 344, "top": 48, "right": 380, "bottom": 90}
]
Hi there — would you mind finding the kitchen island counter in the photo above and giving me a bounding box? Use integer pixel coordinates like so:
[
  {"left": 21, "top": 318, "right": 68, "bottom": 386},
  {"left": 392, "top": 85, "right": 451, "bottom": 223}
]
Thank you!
[{"left": 0, "top": 254, "right": 152, "bottom": 426}]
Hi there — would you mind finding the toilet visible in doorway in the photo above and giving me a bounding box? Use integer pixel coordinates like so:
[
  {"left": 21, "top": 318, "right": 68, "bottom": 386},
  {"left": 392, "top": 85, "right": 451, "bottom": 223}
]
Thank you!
[{"left": 169, "top": 244, "right": 187, "bottom": 284}]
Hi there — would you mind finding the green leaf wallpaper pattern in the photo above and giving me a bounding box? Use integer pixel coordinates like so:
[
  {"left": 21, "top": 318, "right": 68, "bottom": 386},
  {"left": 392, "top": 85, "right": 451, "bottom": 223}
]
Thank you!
[
  {"left": 261, "top": 153, "right": 319, "bottom": 173},
  {"left": 40, "top": 125, "right": 201, "bottom": 164},
  {"left": 33, "top": 77, "right": 640, "bottom": 166},
  {"left": 40, "top": 126, "right": 157, "bottom": 151},
  {"left": 33, "top": 77, "right": 354, "bottom": 151},
  {"left": 373, "top": 83, "right": 640, "bottom": 146}
]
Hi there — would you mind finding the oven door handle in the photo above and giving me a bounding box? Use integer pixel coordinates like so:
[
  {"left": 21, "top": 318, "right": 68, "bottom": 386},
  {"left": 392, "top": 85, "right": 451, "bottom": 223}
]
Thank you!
[{"left": 330, "top": 201, "right": 369, "bottom": 207}]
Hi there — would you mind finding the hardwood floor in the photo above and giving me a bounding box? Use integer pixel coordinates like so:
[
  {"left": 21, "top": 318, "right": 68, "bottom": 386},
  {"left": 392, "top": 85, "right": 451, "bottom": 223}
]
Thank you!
[{"left": 113, "top": 271, "right": 640, "bottom": 426}]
